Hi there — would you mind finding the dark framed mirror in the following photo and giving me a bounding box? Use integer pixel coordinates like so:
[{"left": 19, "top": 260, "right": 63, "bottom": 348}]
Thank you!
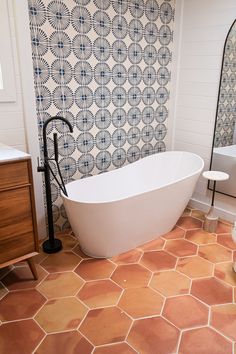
[{"left": 209, "top": 19, "right": 236, "bottom": 198}]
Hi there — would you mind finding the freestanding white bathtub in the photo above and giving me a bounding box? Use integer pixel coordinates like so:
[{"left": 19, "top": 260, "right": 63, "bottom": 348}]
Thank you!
[{"left": 62, "top": 151, "right": 204, "bottom": 258}]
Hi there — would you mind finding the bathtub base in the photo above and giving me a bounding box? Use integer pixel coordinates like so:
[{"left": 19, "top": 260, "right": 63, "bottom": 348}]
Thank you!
[
  {"left": 63, "top": 179, "right": 195, "bottom": 258},
  {"left": 78, "top": 229, "right": 172, "bottom": 258}
]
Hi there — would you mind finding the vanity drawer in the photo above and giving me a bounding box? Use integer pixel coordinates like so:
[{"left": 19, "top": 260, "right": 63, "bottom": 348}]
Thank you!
[
  {"left": 0, "top": 150, "right": 39, "bottom": 276},
  {"left": 0, "top": 161, "right": 29, "bottom": 190},
  {"left": 0, "top": 186, "right": 36, "bottom": 264}
]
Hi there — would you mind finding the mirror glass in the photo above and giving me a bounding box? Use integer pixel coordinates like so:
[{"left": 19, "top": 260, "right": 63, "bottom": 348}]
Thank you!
[{"left": 210, "top": 19, "right": 236, "bottom": 197}]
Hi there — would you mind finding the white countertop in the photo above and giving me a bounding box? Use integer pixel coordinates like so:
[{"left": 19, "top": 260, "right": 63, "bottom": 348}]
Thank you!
[{"left": 0, "top": 143, "right": 30, "bottom": 163}]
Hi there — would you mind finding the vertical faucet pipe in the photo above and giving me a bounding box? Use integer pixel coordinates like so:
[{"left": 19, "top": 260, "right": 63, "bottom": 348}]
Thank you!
[{"left": 41, "top": 116, "right": 73, "bottom": 253}]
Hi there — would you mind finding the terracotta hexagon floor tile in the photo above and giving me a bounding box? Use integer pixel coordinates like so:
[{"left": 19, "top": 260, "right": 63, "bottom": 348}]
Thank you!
[
  {"left": 138, "top": 237, "right": 165, "bottom": 251},
  {"left": 74, "top": 259, "right": 116, "bottom": 281},
  {"left": 185, "top": 229, "right": 216, "bottom": 245},
  {"left": 0, "top": 266, "right": 13, "bottom": 280},
  {"left": 217, "top": 234, "right": 236, "bottom": 250},
  {"left": 78, "top": 279, "right": 122, "bottom": 308},
  {"left": 191, "top": 277, "right": 233, "bottom": 305},
  {"left": 79, "top": 306, "right": 132, "bottom": 346},
  {"left": 1, "top": 265, "right": 47, "bottom": 291},
  {"left": 165, "top": 239, "right": 197, "bottom": 257},
  {"left": 191, "top": 209, "right": 205, "bottom": 220},
  {"left": 216, "top": 221, "right": 232, "bottom": 234},
  {"left": 35, "top": 331, "right": 93, "bottom": 354},
  {"left": 35, "top": 297, "right": 87, "bottom": 333},
  {"left": 177, "top": 216, "right": 202, "bottom": 230},
  {"left": 57, "top": 234, "right": 78, "bottom": 250},
  {"left": 0, "top": 283, "right": 7, "bottom": 300},
  {"left": 127, "top": 316, "right": 179, "bottom": 354},
  {"left": 0, "top": 289, "right": 46, "bottom": 322},
  {"left": 111, "top": 248, "right": 142, "bottom": 264},
  {"left": 162, "top": 226, "right": 185, "bottom": 240},
  {"left": 179, "top": 327, "right": 232, "bottom": 354},
  {"left": 32, "top": 251, "right": 48, "bottom": 265},
  {"left": 177, "top": 256, "right": 213, "bottom": 278},
  {"left": 72, "top": 245, "right": 91, "bottom": 259},
  {"left": 37, "top": 272, "right": 84, "bottom": 299},
  {"left": 0, "top": 319, "right": 44, "bottom": 354},
  {"left": 111, "top": 264, "right": 151, "bottom": 288},
  {"left": 93, "top": 342, "right": 136, "bottom": 354},
  {"left": 140, "top": 250, "right": 176, "bottom": 271},
  {"left": 183, "top": 207, "right": 191, "bottom": 216},
  {"left": 41, "top": 251, "right": 82, "bottom": 273},
  {"left": 215, "top": 262, "right": 236, "bottom": 286},
  {"left": 118, "top": 287, "right": 164, "bottom": 318},
  {"left": 150, "top": 270, "right": 190, "bottom": 296},
  {"left": 198, "top": 244, "right": 232, "bottom": 263},
  {"left": 162, "top": 295, "right": 209, "bottom": 329},
  {"left": 211, "top": 304, "right": 236, "bottom": 341}
]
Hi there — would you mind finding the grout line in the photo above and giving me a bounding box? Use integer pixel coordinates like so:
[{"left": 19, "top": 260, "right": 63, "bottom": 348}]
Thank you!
[
  {"left": 189, "top": 293, "right": 211, "bottom": 315},
  {"left": 124, "top": 339, "right": 139, "bottom": 353},
  {"left": 77, "top": 328, "right": 95, "bottom": 348},
  {"left": 176, "top": 329, "right": 183, "bottom": 354},
  {"left": 208, "top": 324, "right": 234, "bottom": 345},
  {"left": 160, "top": 295, "right": 167, "bottom": 316},
  {"left": 115, "top": 287, "right": 124, "bottom": 307},
  {"left": 160, "top": 314, "right": 181, "bottom": 331},
  {"left": 0, "top": 280, "right": 9, "bottom": 298},
  {"left": 207, "top": 303, "right": 211, "bottom": 326},
  {"left": 32, "top": 333, "right": 47, "bottom": 354},
  {"left": 124, "top": 317, "right": 135, "bottom": 342}
]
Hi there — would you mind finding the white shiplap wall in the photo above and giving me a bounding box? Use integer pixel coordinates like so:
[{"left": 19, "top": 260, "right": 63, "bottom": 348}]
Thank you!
[
  {"left": 173, "top": 0, "right": 236, "bottom": 219},
  {"left": 0, "top": 1, "right": 46, "bottom": 237},
  {"left": 0, "top": 0, "right": 27, "bottom": 152}
]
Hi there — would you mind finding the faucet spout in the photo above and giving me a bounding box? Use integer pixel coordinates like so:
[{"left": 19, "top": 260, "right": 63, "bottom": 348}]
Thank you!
[{"left": 42, "top": 116, "right": 73, "bottom": 159}]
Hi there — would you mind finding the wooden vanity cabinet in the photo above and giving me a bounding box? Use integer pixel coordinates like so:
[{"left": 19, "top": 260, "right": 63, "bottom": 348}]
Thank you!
[{"left": 0, "top": 157, "right": 39, "bottom": 279}]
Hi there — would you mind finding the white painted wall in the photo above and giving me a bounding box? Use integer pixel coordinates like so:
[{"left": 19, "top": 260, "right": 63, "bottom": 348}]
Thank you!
[
  {"left": 0, "top": 0, "right": 27, "bottom": 152},
  {"left": 173, "top": 0, "right": 236, "bottom": 220},
  {"left": 0, "top": 0, "right": 46, "bottom": 237}
]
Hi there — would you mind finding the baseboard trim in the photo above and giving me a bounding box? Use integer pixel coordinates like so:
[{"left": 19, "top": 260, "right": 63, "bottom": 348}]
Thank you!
[{"left": 189, "top": 197, "right": 236, "bottom": 223}]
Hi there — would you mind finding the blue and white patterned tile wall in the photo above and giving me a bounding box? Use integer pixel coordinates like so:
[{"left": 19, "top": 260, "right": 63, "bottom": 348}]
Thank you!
[{"left": 28, "top": 0, "right": 175, "bottom": 230}]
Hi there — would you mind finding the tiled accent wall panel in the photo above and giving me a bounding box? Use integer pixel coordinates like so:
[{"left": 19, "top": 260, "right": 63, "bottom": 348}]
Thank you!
[
  {"left": 28, "top": 0, "right": 175, "bottom": 230},
  {"left": 214, "top": 23, "right": 236, "bottom": 147}
]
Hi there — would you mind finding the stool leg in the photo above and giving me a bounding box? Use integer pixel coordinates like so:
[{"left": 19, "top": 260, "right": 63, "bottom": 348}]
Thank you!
[
  {"left": 204, "top": 179, "right": 218, "bottom": 233},
  {"left": 27, "top": 258, "right": 38, "bottom": 280},
  {"left": 212, "top": 180, "right": 216, "bottom": 206}
]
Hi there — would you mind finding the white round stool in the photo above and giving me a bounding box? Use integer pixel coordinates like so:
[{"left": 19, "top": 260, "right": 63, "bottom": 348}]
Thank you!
[{"left": 202, "top": 171, "right": 229, "bottom": 232}]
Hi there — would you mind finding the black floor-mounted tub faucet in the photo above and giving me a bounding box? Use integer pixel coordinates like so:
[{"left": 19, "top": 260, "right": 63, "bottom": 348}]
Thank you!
[{"left": 37, "top": 116, "right": 73, "bottom": 254}]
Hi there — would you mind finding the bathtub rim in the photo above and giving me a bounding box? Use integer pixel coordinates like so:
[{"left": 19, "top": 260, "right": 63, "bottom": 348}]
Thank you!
[
  {"left": 213, "top": 145, "right": 236, "bottom": 158},
  {"left": 61, "top": 151, "right": 204, "bottom": 205}
]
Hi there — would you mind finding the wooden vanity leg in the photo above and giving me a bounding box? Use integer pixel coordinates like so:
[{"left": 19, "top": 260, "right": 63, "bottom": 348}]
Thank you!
[{"left": 27, "top": 258, "right": 38, "bottom": 280}]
